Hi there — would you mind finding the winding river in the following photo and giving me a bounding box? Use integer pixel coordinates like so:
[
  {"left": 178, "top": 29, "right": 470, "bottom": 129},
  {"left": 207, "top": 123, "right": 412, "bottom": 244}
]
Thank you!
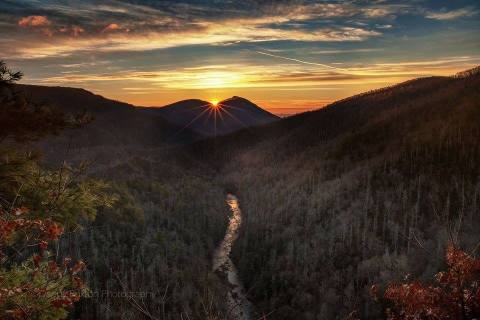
[{"left": 213, "top": 194, "right": 253, "bottom": 320}]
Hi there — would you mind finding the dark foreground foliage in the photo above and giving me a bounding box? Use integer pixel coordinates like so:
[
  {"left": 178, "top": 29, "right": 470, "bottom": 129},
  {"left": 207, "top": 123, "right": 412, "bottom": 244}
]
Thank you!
[{"left": 0, "top": 61, "right": 111, "bottom": 319}]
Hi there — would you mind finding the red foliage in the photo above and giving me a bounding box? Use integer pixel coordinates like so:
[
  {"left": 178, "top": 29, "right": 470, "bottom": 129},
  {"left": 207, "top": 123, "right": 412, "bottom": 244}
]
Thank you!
[
  {"left": 5, "top": 308, "right": 27, "bottom": 320},
  {"left": 48, "top": 260, "right": 59, "bottom": 273},
  {"left": 0, "top": 207, "right": 86, "bottom": 319},
  {"left": 71, "top": 260, "right": 86, "bottom": 274},
  {"left": 39, "top": 240, "right": 48, "bottom": 251},
  {"left": 32, "top": 254, "right": 42, "bottom": 268},
  {"left": 51, "top": 291, "right": 81, "bottom": 309},
  {"left": 376, "top": 245, "right": 480, "bottom": 320},
  {"left": 0, "top": 209, "right": 63, "bottom": 253},
  {"left": 46, "top": 222, "right": 64, "bottom": 240},
  {"left": 72, "top": 275, "right": 85, "bottom": 289}
]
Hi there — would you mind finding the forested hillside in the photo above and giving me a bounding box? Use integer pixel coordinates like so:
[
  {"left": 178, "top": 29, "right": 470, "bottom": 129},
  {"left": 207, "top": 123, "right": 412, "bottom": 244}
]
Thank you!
[
  {"left": 1, "top": 63, "right": 229, "bottom": 320},
  {"left": 17, "top": 85, "right": 199, "bottom": 165},
  {"left": 198, "top": 68, "right": 480, "bottom": 319},
  {"left": 64, "top": 172, "right": 229, "bottom": 319},
  {"left": 40, "top": 102, "right": 233, "bottom": 318}
]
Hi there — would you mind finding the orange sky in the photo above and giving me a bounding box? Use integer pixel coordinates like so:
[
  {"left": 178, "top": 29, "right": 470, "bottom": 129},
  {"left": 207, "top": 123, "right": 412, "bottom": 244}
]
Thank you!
[
  {"left": 3, "top": 1, "right": 479, "bottom": 115},
  {"left": 66, "top": 63, "right": 474, "bottom": 114}
]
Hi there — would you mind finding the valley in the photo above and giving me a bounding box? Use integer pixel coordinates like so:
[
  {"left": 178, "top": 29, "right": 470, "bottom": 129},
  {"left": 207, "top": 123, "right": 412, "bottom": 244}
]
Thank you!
[
  {"left": 2, "top": 65, "right": 480, "bottom": 319},
  {"left": 213, "top": 195, "right": 253, "bottom": 320},
  {"left": 2, "top": 1, "right": 480, "bottom": 318}
]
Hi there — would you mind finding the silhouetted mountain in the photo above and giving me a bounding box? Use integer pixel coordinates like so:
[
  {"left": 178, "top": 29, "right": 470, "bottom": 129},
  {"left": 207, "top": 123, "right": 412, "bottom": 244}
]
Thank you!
[
  {"left": 15, "top": 84, "right": 199, "bottom": 165},
  {"left": 141, "top": 96, "right": 280, "bottom": 136}
]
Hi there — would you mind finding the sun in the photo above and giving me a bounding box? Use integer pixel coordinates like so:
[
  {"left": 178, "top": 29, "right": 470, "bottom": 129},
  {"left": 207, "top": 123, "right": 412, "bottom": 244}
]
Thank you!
[{"left": 210, "top": 99, "right": 219, "bottom": 107}]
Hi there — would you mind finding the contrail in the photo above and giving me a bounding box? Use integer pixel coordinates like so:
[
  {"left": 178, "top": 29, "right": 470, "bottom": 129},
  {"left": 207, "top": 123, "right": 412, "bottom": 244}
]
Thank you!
[{"left": 254, "top": 50, "right": 351, "bottom": 73}]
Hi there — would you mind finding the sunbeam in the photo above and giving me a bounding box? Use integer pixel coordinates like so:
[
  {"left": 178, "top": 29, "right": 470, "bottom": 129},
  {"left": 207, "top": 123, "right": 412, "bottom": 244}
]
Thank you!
[{"left": 171, "top": 103, "right": 212, "bottom": 137}]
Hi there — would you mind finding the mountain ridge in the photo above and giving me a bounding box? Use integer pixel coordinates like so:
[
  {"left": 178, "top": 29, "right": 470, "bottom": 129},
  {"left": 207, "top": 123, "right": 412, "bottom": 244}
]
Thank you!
[
  {"left": 15, "top": 84, "right": 200, "bottom": 165},
  {"left": 17, "top": 84, "right": 281, "bottom": 137},
  {"left": 192, "top": 67, "right": 480, "bottom": 163},
  {"left": 140, "top": 95, "right": 280, "bottom": 136}
]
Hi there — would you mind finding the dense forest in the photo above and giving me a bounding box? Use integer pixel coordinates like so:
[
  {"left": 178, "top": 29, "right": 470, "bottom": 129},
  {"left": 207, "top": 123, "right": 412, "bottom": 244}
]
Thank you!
[
  {"left": 205, "top": 68, "right": 480, "bottom": 319},
  {"left": 1, "top": 61, "right": 479, "bottom": 319},
  {"left": 65, "top": 177, "right": 229, "bottom": 319}
]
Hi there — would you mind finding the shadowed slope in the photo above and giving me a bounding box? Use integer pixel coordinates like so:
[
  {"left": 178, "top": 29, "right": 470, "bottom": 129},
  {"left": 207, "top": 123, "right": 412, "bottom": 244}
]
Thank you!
[
  {"left": 195, "top": 68, "right": 480, "bottom": 163},
  {"left": 16, "top": 85, "right": 199, "bottom": 165}
]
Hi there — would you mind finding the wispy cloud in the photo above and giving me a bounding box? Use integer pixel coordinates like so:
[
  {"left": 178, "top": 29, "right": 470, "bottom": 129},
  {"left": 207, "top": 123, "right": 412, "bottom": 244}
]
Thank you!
[
  {"left": 18, "top": 15, "right": 51, "bottom": 27},
  {"left": 310, "top": 48, "right": 384, "bottom": 55},
  {"left": 425, "top": 7, "right": 478, "bottom": 20},
  {"left": 361, "top": 4, "right": 411, "bottom": 18},
  {"left": 102, "top": 23, "right": 122, "bottom": 33},
  {"left": 18, "top": 15, "right": 53, "bottom": 36},
  {"left": 8, "top": 23, "right": 381, "bottom": 60},
  {"left": 32, "top": 55, "right": 480, "bottom": 89},
  {"left": 1, "top": 0, "right": 403, "bottom": 59}
]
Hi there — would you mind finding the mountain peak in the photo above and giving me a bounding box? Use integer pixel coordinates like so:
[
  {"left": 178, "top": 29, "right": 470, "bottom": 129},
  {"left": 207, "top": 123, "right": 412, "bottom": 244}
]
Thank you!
[
  {"left": 166, "top": 99, "right": 210, "bottom": 108},
  {"left": 147, "top": 96, "right": 279, "bottom": 136},
  {"left": 222, "top": 96, "right": 253, "bottom": 104},
  {"left": 227, "top": 96, "right": 246, "bottom": 101}
]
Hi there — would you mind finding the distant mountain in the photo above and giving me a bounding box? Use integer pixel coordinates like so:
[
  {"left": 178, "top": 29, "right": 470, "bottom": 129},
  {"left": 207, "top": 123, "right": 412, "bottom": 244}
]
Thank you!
[
  {"left": 16, "top": 85, "right": 198, "bottom": 165},
  {"left": 141, "top": 96, "right": 280, "bottom": 136}
]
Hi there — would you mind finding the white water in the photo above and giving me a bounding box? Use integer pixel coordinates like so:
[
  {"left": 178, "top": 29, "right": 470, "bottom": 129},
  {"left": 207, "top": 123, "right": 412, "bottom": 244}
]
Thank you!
[{"left": 213, "top": 194, "right": 253, "bottom": 320}]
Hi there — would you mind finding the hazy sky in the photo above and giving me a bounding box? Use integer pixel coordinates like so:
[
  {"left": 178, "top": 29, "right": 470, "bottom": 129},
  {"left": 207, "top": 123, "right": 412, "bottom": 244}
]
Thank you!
[{"left": 1, "top": 0, "right": 479, "bottom": 114}]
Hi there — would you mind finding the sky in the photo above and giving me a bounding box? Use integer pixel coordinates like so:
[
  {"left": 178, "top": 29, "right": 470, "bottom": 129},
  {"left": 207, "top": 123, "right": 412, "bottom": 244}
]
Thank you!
[{"left": 1, "top": 0, "right": 479, "bottom": 115}]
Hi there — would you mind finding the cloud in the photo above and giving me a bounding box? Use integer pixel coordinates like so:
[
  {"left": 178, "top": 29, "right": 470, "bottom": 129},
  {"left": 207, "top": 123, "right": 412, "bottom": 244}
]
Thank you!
[
  {"left": 18, "top": 15, "right": 54, "bottom": 36},
  {"left": 2, "top": 1, "right": 390, "bottom": 60},
  {"left": 310, "top": 48, "right": 384, "bottom": 54},
  {"left": 361, "top": 4, "right": 411, "bottom": 18},
  {"left": 18, "top": 15, "right": 51, "bottom": 27},
  {"left": 9, "top": 21, "right": 381, "bottom": 60},
  {"left": 375, "top": 24, "right": 392, "bottom": 29},
  {"left": 72, "top": 26, "right": 85, "bottom": 37},
  {"left": 3, "top": 1, "right": 475, "bottom": 64},
  {"left": 58, "top": 26, "right": 85, "bottom": 37},
  {"left": 425, "top": 7, "right": 477, "bottom": 20},
  {"left": 17, "top": 15, "right": 86, "bottom": 37},
  {"left": 33, "top": 54, "right": 480, "bottom": 90},
  {"left": 3, "top": 1, "right": 412, "bottom": 60},
  {"left": 103, "top": 23, "right": 122, "bottom": 32},
  {"left": 374, "top": 56, "right": 480, "bottom": 67}
]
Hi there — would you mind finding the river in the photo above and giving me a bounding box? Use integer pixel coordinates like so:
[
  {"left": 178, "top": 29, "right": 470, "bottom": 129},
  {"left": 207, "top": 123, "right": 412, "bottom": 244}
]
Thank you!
[{"left": 213, "top": 194, "right": 254, "bottom": 320}]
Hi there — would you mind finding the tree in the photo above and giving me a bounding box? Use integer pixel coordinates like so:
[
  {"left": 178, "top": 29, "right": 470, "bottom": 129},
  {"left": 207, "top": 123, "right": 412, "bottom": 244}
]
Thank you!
[
  {"left": 372, "top": 245, "right": 480, "bottom": 319},
  {"left": 0, "top": 207, "right": 87, "bottom": 319},
  {"left": 0, "top": 60, "right": 89, "bottom": 143},
  {"left": 0, "top": 62, "right": 112, "bottom": 319}
]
